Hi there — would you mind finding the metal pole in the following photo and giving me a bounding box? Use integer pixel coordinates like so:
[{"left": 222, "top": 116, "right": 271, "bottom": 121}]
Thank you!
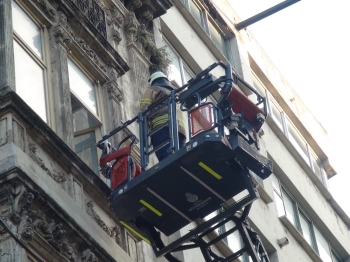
[{"left": 235, "top": 0, "right": 301, "bottom": 31}]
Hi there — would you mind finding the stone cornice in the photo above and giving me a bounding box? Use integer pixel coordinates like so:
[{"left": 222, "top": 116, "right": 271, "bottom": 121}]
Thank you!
[
  {"left": 125, "top": 0, "right": 173, "bottom": 24},
  {"left": 0, "top": 172, "right": 121, "bottom": 262},
  {"left": 0, "top": 91, "right": 111, "bottom": 200},
  {"left": 53, "top": 0, "right": 130, "bottom": 77}
]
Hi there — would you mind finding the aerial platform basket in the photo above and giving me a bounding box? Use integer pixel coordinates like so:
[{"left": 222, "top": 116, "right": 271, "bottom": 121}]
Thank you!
[
  {"left": 110, "top": 133, "right": 272, "bottom": 237},
  {"left": 98, "top": 62, "right": 273, "bottom": 261}
]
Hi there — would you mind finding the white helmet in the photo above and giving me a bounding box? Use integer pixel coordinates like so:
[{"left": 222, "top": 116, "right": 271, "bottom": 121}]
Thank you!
[{"left": 148, "top": 71, "right": 168, "bottom": 86}]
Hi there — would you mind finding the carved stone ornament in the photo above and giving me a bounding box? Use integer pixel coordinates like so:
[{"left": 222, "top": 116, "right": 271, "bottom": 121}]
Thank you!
[
  {"left": 29, "top": 143, "right": 68, "bottom": 187},
  {"left": 80, "top": 248, "right": 98, "bottom": 262},
  {"left": 33, "top": 0, "right": 56, "bottom": 18},
  {"left": 105, "top": 81, "right": 123, "bottom": 102},
  {"left": 124, "top": 11, "right": 139, "bottom": 43},
  {"left": 86, "top": 200, "right": 118, "bottom": 238},
  {"left": 29, "top": 209, "right": 79, "bottom": 260},
  {"left": 127, "top": 0, "right": 142, "bottom": 12},
  {"left": 0, "top": 182, "right": 103, "bottom": 261},
  {"left": 108, "top": 6, "right": 123, "bottom": 27},
  {"left": 63, "top": 22, "right": 109, "bottom": 74},
  {"left": 52, "top": 11, "right": 70, "bottom": 50},
  {"left": 139, "top": 7, "right": 153, "bottom": 25},
  {"left": 0, "top": 184, "right": 35, "bottom": 240},
  {"left": 0, "top": 184, "right": 34, "bottom": 224}
]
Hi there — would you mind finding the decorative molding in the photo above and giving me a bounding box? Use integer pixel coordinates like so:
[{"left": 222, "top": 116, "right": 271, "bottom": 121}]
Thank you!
[
  {"left": 32, "top": 0, "right": 57, "bottom": 18},
  {"left": 71, "top": 35, "right": 108, "bottom": 73},
  {"left": 28, "top": 143, "right": 68, "bottom": 187},
  {"left": 105, "top": 81, "right": 123, "bottom": 102},
  {"left": 86, "top": 200, "right": 118, "bottom": 238},
  {"left": 51, "top": 0, "right": 130, "bottom": 76},
  {"left": 139, "top": 7, "right": 153, "bottom": 25},
  {"left": 29, "top": 209, "right": 79, "bottom": 260},
  {"left": 0, "top": 182, "right": 106, "bottom": 261},
  {"left": 70, "top": 0, "right": 107, "bottom": 38},
  {"left": 126, "top": 0, "right": 142, "bottom": 12},
  {"left": 0, "top": 184, "right": 34, "bottom": 224},
  {"left": 53, "top": 15, "right": 72, "bottom": 49},
  {"left": 80, "top": 248, "right": 98, "bottom": 262},
  {"left": 124, "top": 11, "right": 139, "bottom": 44}
]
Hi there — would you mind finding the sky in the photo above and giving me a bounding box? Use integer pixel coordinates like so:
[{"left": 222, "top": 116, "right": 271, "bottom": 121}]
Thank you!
[{"left": 228, "top": 0, "right": 350, "bottom": 217}]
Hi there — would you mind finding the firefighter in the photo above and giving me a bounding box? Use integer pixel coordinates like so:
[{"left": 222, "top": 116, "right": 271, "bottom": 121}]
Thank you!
[{"left": 139, "top": 71, "right": 186, "bottom": 161}]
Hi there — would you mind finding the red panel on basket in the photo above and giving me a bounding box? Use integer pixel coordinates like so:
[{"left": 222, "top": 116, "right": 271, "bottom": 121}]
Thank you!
[
  {"left": 228, "top": 88, "right": 264, "bottom": 126},
  {"left": 190, "top": 104, "right": 214, "bottom": 136}
]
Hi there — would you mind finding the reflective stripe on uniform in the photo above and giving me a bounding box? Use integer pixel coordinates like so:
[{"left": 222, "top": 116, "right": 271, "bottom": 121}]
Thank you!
[{"left": 152, "top": 114, "right": 168, "bottom": 127}]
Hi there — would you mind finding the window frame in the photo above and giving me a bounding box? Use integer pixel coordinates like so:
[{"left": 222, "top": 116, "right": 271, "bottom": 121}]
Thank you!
[
  {"left": 182, "top": 0, "right": 232, "bottom": 61},
  {"left": 272, "top": 174, "right": 341, "bottom": 261},
  {"left": 163, "top": 38, "right": 195, "bottom": 87},
  {"left": 252, "top": 71, "right": 329, "bottom": 189},
  {"left": 12, "top": 0, "right": 50, "bottom": 123},
  {"left": 67, "top": 56, "right": 102, "bottom": 175}
]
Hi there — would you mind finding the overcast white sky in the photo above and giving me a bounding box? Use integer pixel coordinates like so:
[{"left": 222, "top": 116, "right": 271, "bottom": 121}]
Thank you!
[{"left": 228, "top": 0, "right": 350, "bottom": 217}]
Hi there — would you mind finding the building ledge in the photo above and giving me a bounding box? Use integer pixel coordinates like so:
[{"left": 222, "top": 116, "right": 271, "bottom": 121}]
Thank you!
[
  {"left": 279, "top": 215, "right": 322, "bottom": 262},
  {"left": 267, "top": 120, "right": 350, "bottom": 229},
  {"left": 255, "top": 182, "right": 273, "bottom": 204}
]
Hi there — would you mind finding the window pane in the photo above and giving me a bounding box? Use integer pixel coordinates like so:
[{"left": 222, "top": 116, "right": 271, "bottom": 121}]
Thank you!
[
  {"left": 314, "top": 227, "right": 332, "bottom": 262},
  {"left": 271, "top": 174, "right": 281, "bottom": 195},
  {"left": 300, "top": 214, "right": 312, "bottom": 246},
  {"left": 164, "top": 45, "right": 182, "bottom": 86},
  {"left": 269, "top": 99, "right": 283, "bottom": 130},
  {"left": 311, "top": 155, "right": 323, "bottom": 181},
  {"left": 273, "top": 191, "right": 285, "bottom": 217},
  {"left": 12, "top": 1, "right": 42, "bottom": 58},
  {"left": 252, "top": 77, "right": 266, "bottom": 97},
  {"left": 208, "top": 20, "right": 225, "bottom": 54},
  {"left": 74, "top": 132, "right": 98, "bottom": 174},
  {"left": 183, "top": 68, "right": 192, "bottom": 83},
  {"left": 14, "top": 41, "right": 47, "bottom": 122},
  {"left": 71, "top": 95, "right": 100, "bottom": 132},
  {"left": 226, "top": 220, "right": 243, "bottom": 252},
  {"left": 68, "top": 59, "right": 97, "bottom": 114},
  {"left": 286, "top": 119, "right": 310, "bottom": 164},
  {"left": 190, "top": 1, "right": 202, "bottom": 25},
  {"left": 331, "top": 251, "right": 341, "bottom": 262},
  {"left": 282, "top": 192, "right": 296, "bottom": 225}
]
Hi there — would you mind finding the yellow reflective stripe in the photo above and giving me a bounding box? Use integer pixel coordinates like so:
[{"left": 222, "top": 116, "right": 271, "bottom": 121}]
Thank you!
[
  {"left": 140, "top": 99, "right": 152, "bottom": 105},
  {"left": 178, "top": 119, "right": 186, "bottom": 127},
  {"left": 152, "top": 115, "right": 169, "bottom": 126},
  {"left": 198, "top": 162, "right": 222, "bottom": 180},
  {"left": 140, "top": 199, "right": 162, "bottom": 216},
  {"left": 120, "top": 221, "right": 150, "bottom": 244}
]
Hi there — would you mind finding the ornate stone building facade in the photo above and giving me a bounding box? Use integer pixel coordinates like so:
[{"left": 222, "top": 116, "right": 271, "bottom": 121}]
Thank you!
[{"left": 0, "top": 0, "right": 349, "bottom": 261}]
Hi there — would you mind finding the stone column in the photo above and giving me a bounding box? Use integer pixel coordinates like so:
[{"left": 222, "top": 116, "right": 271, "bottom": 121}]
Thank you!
[
  {"left": 0, "top": 0, "right": 15, "bottom": 93},
  {"left": 50, "top": 12, "right": 74, "bottom": 148}
]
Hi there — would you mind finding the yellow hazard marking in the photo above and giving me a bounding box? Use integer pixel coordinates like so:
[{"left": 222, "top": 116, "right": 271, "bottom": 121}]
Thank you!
[
  {"left": 120, "top": 221, "right": 150, "bottom": 245},
  {"left": 140, "top": 199, "right": 163, "bottom": 216},
  {"left": 198, "top": 162, "right": 222, "bottom": 180}
]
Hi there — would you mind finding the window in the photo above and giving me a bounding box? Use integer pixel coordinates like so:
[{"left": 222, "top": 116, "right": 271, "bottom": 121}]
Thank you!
[
  {"left": 272, "top": 174, "right": 341, "bottom": 261},
  {"left": 207, "top": 18, "right": 227, "bottom": 55},
  {"left": 163, "top": 40, "right": 194, "bottom": 87},
  {"left": 299, "top": 213, "right": 313, "bottom": 246},
  {"left": 314, "top": 227, "right": 332, "bottom": 262},
  {"left": 268, "top": 97, "right": 284, "bottom": 131},
  {"left": 12, "top": 1, "right": 48, "bottom": 122},
  {"left": 183, "top": 0, "right": 231, "bottom": 61},
  {"left": 253, "top": 70, "right": 329, "bottom": 189},
  {"left": 189, "top": 0, "right": 202, "bottom": 25},
  {"left": 286, "top": 118, "right": 310, "bottom": 164},
  {"left": 68, "top": 58, "right": 101, "bottom": 174}
]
